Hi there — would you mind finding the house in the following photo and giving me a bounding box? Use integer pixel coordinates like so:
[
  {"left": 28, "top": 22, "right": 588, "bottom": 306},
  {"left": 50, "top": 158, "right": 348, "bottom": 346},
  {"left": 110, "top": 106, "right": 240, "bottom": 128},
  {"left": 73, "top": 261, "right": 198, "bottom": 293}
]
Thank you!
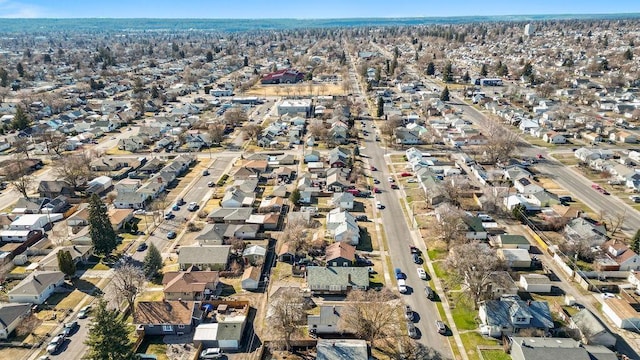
[
  {"left": 571, "top": 309, "right": 617, "bottom": 348},
  {"left": 221, "top": 188, "right": 255, "bottom": 208},
  {"left": 462, "top": 216, "right": 488, "bottom": 240},
  {"left": 519, "top": 274, "right": 552, "bottom": 293},
  {"left": 257, "top": 196, "right": 284, "bottom": 213},
  {"left": 325, "top": 242, "right": 356, "bottom": 267},
  {"left": 395, "top": 128, "right": 422, "bottom": 145},
  {"left": 8, "top": 271, "right": 65, "bottom": 304},
  {"left": 485, "top": 271, "right": 519, "bottom": 299},
  {"left": 107, "top": 209, "right": 134, "bottom": 231},
  {"left": 316, "top": 339, "right": 369, "bottom": 360},
  {"left": 304, "top": 150, "right": 321, "bottom": 163},
  {"left": 262, "top": 69, "right": 305, "bottom": 85},
  {"left": 308, "top": 305, "right": 346, "bottom": 335},
  {"left": 479, "top": 296, "right": 554, "bottom": 338},
  {"left": 306, "top": 266, "right": 369, "bottom": 295},
  {"left": 325, "top": 208, "right": 360, "bottom": 245},
  {"left": 113, "top": 191, "right": 149, "bottom": 210},
  {"left": 162, "top": 268, "right": 219, "bottom": 301},
  {"left": 601, "top": 298, "right": 640, "bottom": 330},
  {"left": 117, "top": 137, "right": 144, "bottom": 152},
  {"left": 528, "top": 190, "right": 560, "bottom": 207},
  {"left": 331, "top": 192, "right": 354, "bottom": 210},
  {"left": 514, "top": 178, "right": 544, "bottom": 194},
  {"left": 242, "top": 245, "right": 267, "bottom": 265},
  {"left": 611, "top": 131, "right": 638, "bottom": 144},
  {"left": 498, "top": 248, "right": 531, "bottom": 268},
  {"left": 509, "top": 337, "right": 616, "bottom": 360},
  {"left": 178, "top": 245, "right": 230, "bottom": 271},
  {"left": 134, "top": 300, "right": 199, "bottom": 336},
  {"left": 241, "top": 266, "right": 261, "bottom": 290},
  {"left": 207, "top": 208, "right": 253, "bottom": 224},
  {"left": 564, "top": 217, "right": 607, "bottom": 247},
  {"left": 600, "top": 239, "right": 640, "bottom": 271},
  {"left": 543, "top": 131, "right": 567, "bottom": 144},
  {"left": 12, "top": 197, "right": 50, "bottom": 215},
  {"left": 0, "top": 303, "right": 31, "bottom": 339},
  {"left": 247, "top": 212, "right": 280, "bottom": 230},
  {"left": 38, "top": 180, "right": 75, "bottom": 199},
  {"left": 193, "top": 301, "right": 249, "bottom": 351},
  {"left": 277, "top": 99, "right": 312, "bottom": 116},
  {"left": 491, "top": 234, "right": 531, "bottom": 250},
  {"left": 38, "top": 245, "right": 93, "bottom": 272}
]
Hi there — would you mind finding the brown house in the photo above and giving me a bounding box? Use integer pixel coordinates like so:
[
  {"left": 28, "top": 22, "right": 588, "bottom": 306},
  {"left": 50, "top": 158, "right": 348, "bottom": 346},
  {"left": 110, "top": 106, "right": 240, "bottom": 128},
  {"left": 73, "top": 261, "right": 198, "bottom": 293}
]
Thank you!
[
  {"left": 325, "top": 242, "right": 356, "bottom": 267},
  {"left": 134, "top": 300, "right": 199, "bottom": 336},
  {"left": 162, "top": 268, "right": 219, "bottom": 301}
]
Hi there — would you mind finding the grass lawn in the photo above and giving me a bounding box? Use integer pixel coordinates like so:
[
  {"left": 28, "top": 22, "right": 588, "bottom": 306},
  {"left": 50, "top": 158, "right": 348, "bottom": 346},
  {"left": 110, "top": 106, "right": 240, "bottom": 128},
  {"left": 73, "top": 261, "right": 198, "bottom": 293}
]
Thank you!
[
  {"left": 136, "top": 336, "right": 169, "bottom": 360},
  {"left": 137, "top": 289, "right": 165, "bottom": 302},
  {"left": 481, "top": 350, "right": 511, "bottom": 360},
  {"left": 427, "top": 248, "right": 448, "bottom": 261},
  {"left": 460, "top": 332, "right": 501, "bottom": 360},
  {"left": 55, "top": 289, "right": 90, "bottom": 310},
  {"left": 450, "top": 297, "right": 478, "bottom": 331}
]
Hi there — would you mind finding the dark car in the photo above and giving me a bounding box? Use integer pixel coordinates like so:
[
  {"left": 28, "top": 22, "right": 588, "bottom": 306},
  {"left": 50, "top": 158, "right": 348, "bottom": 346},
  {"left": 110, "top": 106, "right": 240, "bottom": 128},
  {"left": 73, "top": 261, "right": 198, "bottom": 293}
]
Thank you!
[
  {"left": 425, "top": 286, "right": 435, "bottom": 300},
  {"left": 395, "top": 268, "right": 405, "bottom": 280},
  {"left": 413, "top": 254, "right": 422, "bottom": 264},
  {"left": 167, "top": 231, "right": 177, "bottom": 239},
  {"left": 355, "top": 215, "right": 368, "bottom": 222},
  {"left": 61, "top": 321, "right": 78, "bottom": 337},
  {"left": 407, "top": 322, "right": 418, "bottom": 338},
  {"left": 137, "top": 243, "right": 148, "bottom": 252}
]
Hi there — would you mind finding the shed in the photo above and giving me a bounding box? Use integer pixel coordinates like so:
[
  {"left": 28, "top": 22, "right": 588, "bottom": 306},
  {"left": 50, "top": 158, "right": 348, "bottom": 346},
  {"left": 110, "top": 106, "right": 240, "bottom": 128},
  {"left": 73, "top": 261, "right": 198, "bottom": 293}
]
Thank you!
[
  {"left": 498, "top": 248, "right": 531, "bottom": 268},
  {"left": 601, "top": 298, "right": 640, "bottom": 330},
  {"left": 519, "top": 274, "right": 552, "bottom": 293}
]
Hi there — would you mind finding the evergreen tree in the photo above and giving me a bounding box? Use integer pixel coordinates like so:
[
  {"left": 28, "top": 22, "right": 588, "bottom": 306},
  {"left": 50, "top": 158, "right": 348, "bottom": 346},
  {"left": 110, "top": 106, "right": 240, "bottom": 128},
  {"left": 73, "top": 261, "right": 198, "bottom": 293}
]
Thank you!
[
  {"left": 289, "top": 188, "right": 301, "bottom": 207},
  {"left": 480, "top": 63, "right": 488, "bottom": 77},
  {"left": 88, "top": 194, "right": 117, "bottom": 256},
  {"left": 0, "top": 67, "right": 8, "bottom": 87},
  {"left": 57, "top": 250, "right": 76, "bottom": 278},
  {"left": 85, "top": 300, "right": 136, "bottom": 360},
  {"left": 632, "top": 230, "right": 640, "bottom": 254},
  {"left": 143, "top": 244, "right": 162, "bottom": 278},
  {"left": 243, "top": 56, "right": 249, "bottom": 67},
  {"left": 442, "top": 62, "right": 453, "bottom": 82},
  {"left": 462, "top": 71, "right": 470, "bottom": 83},
  {"left": 376, "top": 96, "right": 384, "bottom": 117},
  {"left": 11, "top": 105, "right": 31, "bottom": 130},
  {"left": 521, "top": 62, "right": 533, "bottom": 78},
  {"left": 440, "top": 86, "right": 450, "bottom": 101},
  {"left": 624, "top": 48, "right": 634, "bottom": 61},
  {"left": 425, "top": 62, "right": 435, "bottom": 76},
  {"left": 16, "top": 63, "right": 24, "bottom": 78}
]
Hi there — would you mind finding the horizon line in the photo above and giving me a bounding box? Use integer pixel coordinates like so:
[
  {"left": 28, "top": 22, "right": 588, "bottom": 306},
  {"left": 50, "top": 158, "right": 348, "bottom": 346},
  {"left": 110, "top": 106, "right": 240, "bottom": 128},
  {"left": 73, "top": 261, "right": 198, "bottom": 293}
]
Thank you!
[{"left": 2, "top": 12, "right": 640, "bottom": 21}]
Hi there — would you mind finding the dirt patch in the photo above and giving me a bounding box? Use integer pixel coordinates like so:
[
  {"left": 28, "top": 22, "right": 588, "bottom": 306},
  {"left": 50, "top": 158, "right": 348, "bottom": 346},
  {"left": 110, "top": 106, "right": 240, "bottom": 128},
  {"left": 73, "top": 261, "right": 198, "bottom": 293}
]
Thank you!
[
  {"left": 245, "top": 83, "right": 346, "bottom": 97},
  {"left": 0, "top": 347, "right": 30, "bottom": 360}
]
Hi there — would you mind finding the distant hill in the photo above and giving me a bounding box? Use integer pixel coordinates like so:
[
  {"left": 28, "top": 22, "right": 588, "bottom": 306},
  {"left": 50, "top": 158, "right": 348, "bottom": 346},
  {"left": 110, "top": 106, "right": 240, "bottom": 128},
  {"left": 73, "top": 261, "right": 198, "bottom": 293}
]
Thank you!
[{"left": 1, "top": 14, "right": 640, "bottom": 33}]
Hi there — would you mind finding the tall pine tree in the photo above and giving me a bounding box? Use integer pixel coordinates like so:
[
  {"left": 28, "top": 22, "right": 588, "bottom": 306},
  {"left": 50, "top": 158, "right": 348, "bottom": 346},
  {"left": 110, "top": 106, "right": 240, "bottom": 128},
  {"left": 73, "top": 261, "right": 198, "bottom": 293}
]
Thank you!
[
  {"left": 85, "top": 300, "right": 136, "bottom": 360},
  {"left": 632, "top": 230, "right": 640, "bottom": 254},
  {"left": 88, "top": 194, "right": 117, "bottom": 255},
  {"left": 376, "top": 96, "right": 384, "bottom": 117},
  {"left": 143, "top": 244, "right": 163, "bottom": 278},
  {"left": 57, "top": 250, "right": 76, "bottom": 278},
  {"left": 440, "top": 86, "right": 450, "bottom": 101}
]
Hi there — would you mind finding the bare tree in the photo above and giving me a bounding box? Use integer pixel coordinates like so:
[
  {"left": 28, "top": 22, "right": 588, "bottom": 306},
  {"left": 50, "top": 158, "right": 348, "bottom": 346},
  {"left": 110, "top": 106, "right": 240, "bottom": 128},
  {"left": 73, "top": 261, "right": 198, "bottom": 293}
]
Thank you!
[
  {"left": 267, "top": 287, "right": 307, "bottom": 351},
  {"left": 389, "top": 337, "right": 445, "bottom": 360},
  {"left": 208, "top": 123, "right": 225, "bottom": 145},
  {"left": 12, "top": 137, "right": 31, "bottom": 159},
  {"left": 281, "top": 217, "right": 310, "bottom": 256},
  {"left": 483, "top": 121, "right": 519, "bottom": 164},
  {"left": 54, "top": 152, "right": 91, "bottom": 190},
  {"left": 445, "top": 242, "right": 505, "bottom": 308},
  {"left": 338, "top": 288, "right": 401, "bottom": 345},
  {"left": 308, "top": 123, "right": 328, "bottom": 143},
  {"left": 6, "top": 156, "right": 33, "bottom": 198},
  {"left": 223, "top": 107, "right": 248, "bottom": 127},
  {"left": 111, "top": 263, "right": 145, "bottom": 313},
  {"left": 434, "top": 206, "right": 466, "bottom": 250},
  {"left": 243, "top": 123, "right": 263, "bottom": 143},
  {"left": 15, "top": 313, "right": 42, "bottom": 339}
]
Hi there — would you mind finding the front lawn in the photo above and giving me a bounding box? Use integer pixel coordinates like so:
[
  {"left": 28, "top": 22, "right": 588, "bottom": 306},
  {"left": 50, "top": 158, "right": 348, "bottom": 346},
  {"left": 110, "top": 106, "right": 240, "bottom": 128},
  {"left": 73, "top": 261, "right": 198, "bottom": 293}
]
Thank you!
[
  {"left": 451, "top": 297, "right": 478, "bottom": 331},
  {"left": 481, "top": 350, "right": 511, "bottom": 360},
  {"left": 460, "top": 332, "right": 501, "bottom": 360}
]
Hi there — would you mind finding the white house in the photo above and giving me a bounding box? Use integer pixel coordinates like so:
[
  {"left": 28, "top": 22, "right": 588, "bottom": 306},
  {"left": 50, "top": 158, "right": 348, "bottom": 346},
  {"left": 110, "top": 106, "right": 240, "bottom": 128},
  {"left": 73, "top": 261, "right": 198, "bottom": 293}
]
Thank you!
[
  {"left": 514, "top": 178, "right": 544, "bottom": 194},
  {"left": 519, "top": 274, "right": 552, "bottom": 293},
  {"left": 331, "top": 192, "right": 354, "bottom": 210},
  {"left": 325, "top": 208, "right": 360, "bottom": 245},
  {"left": 8, "top": 271, "right": 65, "bottom": 304},
  {"left": 277, "top": 99, "right": 312, "bottom": 117},
  {"left": 0, "top": 303, "right": 31, "bottom": 339},
  {"left": 543, "top": 131, "right": 567, "bottom": 144}
]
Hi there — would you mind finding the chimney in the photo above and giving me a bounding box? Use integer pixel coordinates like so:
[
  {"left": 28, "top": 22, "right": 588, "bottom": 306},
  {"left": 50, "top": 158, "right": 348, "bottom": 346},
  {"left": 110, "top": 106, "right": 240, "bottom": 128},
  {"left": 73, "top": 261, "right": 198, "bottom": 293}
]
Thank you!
[{"left": 347, "top": 274, "right": 352, "bottom": 283}]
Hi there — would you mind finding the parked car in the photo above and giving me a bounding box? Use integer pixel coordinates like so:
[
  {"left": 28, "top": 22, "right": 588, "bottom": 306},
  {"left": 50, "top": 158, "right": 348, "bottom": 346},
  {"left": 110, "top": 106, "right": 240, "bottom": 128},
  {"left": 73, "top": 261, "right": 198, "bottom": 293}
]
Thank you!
[
  {"left": 167, "top": 231, "right": 177, "bottom": 239},
  {"left": 207, "top": 181, "right": 215, "bottom": 187},
  {"left": 177, "top": 198, "right": 186, "bottom": 206},
  {"left": 61, "top": 321, "right": 77, "bottom": 337},
  {"left": 388, "top": 176, "right": 395, "bottom": 183},
  {"left": 436, "top": 320, "right": 447, "bottom": 334},
  {"left": 404, "top": 305, "right": 414, "bottom": 321},
  {"left": 370, "top": 166, "right": 377, "bottom": 171},
  {"left": 202, "top": 170, "right": 210, "bottom": 176},
  {"left": 47, "top": 335, "right": 65, "bottom": 354},
  {"left": 417, "top": 268, "right": 428, "bottom": 280},
  {"left": 376, "top": 201, "right": 384, "bottom": 209},
  {"left": 413, "top": 253, "right": 422, "bottom": 264},
  {"left": 78, "top": 305, "right": 91, "bottom": 319},
  {"left": 409, "top": 245, "right": 420, "bottom": 254},
  {"left": 187, "top": 202, "right": 199, "bottom": 211},
  {"left": 373, "top": 178, "right": 380, "bottom": 184},
  {"left": 200, "top": 347, "right": 223, "bottom": 359},
  {"left": 137, "top": 243, "right": 148, "bottom": 252},
  {"left": 373, "top": 187, "right": 381, "bottom": 193},
  {"left": 400, "top": 172, "right": 412, "bottom": 177},
  {"left": 355, "top": 215, "right": 368, "bottom": 222},
  {"left": 397, "top": 279, "right": 407, "bottom": 294},
  {"left": 133, "top": 209, "right": 146, "bottom": 215},
  {"left": 172, "top": 204, "right": 180, "bottom": 211},
  {"left": 407, "top": 322, "right": 418, "bottom": 338},
  {"left": 395, "top": 268, "right": 405, "bottom": 280},
  {"left": 164, "top": 211, "right": 174, "bottom": 220},
  {"left": 425, "top": 286, "right": 435, "bottom": 300},
  {"left": 630, "top": 195, "right": 640, "bottom": 203},
  {"left": 391, "top": 183, "right": 399, "bottom": 189}
]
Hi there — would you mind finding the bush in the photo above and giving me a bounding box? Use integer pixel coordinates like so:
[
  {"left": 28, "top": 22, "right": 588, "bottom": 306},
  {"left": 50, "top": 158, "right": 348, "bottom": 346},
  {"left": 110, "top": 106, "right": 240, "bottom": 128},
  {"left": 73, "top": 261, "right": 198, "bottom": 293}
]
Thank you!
[
  {"left": 217, "top": 174, "right": 229, "bottom": 186},
  {"left": 197, "top": 210, "right": 209, "bottom": 219},
  {"left": 187, "top": 222, "right": 202, "bottom": 232}
]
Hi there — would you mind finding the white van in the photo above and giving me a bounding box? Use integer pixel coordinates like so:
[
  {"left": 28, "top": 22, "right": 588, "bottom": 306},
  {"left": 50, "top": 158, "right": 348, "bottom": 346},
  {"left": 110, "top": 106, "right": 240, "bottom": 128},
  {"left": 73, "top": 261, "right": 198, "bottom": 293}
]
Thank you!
[
  {"left": 376, "top": 201, "right": 383, "bottom": 209},
  {"left": 398, "top": 279, "right": 407, "bottom": 293}
]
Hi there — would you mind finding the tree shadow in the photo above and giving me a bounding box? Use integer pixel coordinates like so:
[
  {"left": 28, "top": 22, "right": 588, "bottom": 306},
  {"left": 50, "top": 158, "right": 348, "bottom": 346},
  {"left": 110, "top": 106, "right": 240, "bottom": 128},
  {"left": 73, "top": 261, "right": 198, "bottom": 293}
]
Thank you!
[
  {"left": 356, "top": 227, "right": 373, "bottom": 252},
  {"left": 73, "top": 278, "right": 103, "bottom": 296}
]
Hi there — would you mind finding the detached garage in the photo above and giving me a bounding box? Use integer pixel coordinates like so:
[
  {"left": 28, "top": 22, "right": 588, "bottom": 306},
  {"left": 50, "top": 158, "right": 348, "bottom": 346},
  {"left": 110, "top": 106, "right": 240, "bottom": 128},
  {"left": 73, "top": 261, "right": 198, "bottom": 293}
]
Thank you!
[
  {"left": 602, "top": 298, "right": 640, "bottom": 330},
  {"left": 519, "top": 274, "right": 552, "bottom": 293}
]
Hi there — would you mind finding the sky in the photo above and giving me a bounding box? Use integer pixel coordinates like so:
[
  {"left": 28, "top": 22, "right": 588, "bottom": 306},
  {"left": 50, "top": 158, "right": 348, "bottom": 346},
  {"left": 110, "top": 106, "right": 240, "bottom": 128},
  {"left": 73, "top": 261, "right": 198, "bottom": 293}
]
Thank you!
[{"left": 1, "top": 0, "right": 640, "bottom": 19}]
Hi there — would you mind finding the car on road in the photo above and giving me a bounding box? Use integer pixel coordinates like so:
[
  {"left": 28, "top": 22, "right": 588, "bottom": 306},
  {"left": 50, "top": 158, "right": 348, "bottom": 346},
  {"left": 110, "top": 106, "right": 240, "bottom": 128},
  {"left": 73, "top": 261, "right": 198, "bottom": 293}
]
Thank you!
[
  {"left": 164, "top": 211, "right": 174, "bottom": 220},
  {"left": 388, "top": 176, "right": 395, "bottom": 182},
  {"left": 187, "top": 202, "right": 199, "bottom": 211},
  {"left": 425, "top": 286, "right": 435, "bottom": 300},
  {"left": 630, "top": 195, "right": 640, "bottom": 203},
  {"left": 536, "top": 154, "right": 543, "bottom": 159},
  {"left": 134, "top": 209, "right": 146, "bottom": 215},
  {"left": 404, "top": 305, "right": 414, "bottom": 320},
  {"left": 207, "top": 181, "right": 215, "bottom": 187},
  {"left": 397, "top": 279, "right": 407, "bottom": 294},
  {"left": 355, "top": 215, "right": 368, "bottom": 222},
  {"left": 200, "top": 347, "right": 223, "bottom": 359},
  {"left": 202, "top": 170, "right": 210, "bottom": 176},
  {"left": 417, "top": 268, "right": 428, "bottom": 280},
  {"left": 407, "top": 322, "right": 418, "bottom": 338},
  {"left": 61, "top": 321, "right": 77, "bottom": 337},
  {"left": 167, "top": 231, "right": 177, "bottom": 239},
  {"left": 391, "top": 183, "right": 399, "bottom": 189},
  {"left": 172, "top": 204, "right": 180, "bottom": 211},
  {"left": 436, "top": 320, "right": 447, "bottom": 334},
  {"left": 400, "top": 172, "right": 412, "bottom": 177},
  {"left": 413, "top": 253, "right": 422, "bottom": 264},
  {"left": 137, "top": 243, "right": 148, "bottom": 252},
  {"left": 47, "top": 334, "right": 65, "bottom": 354},
  {"left": 177, "top": 198, "right": 186, "bottom": 206},
  {"left": 373, "top": 178, "right": 380, "bottom": 184},
  {"left": 370, "top": 166, "right": 377, "bottom": 171},
  {"left": 395, "top": 268, "right": 405, "bottom": 280},
  {"left": 373, "top": 187, "right": 381, "bottom": 193},
  {"left": 78, "top": 305, "right": 91, "bottom": 319},
  {"left": 376, "top": 201, "right": 384, "bottom": 209}
]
